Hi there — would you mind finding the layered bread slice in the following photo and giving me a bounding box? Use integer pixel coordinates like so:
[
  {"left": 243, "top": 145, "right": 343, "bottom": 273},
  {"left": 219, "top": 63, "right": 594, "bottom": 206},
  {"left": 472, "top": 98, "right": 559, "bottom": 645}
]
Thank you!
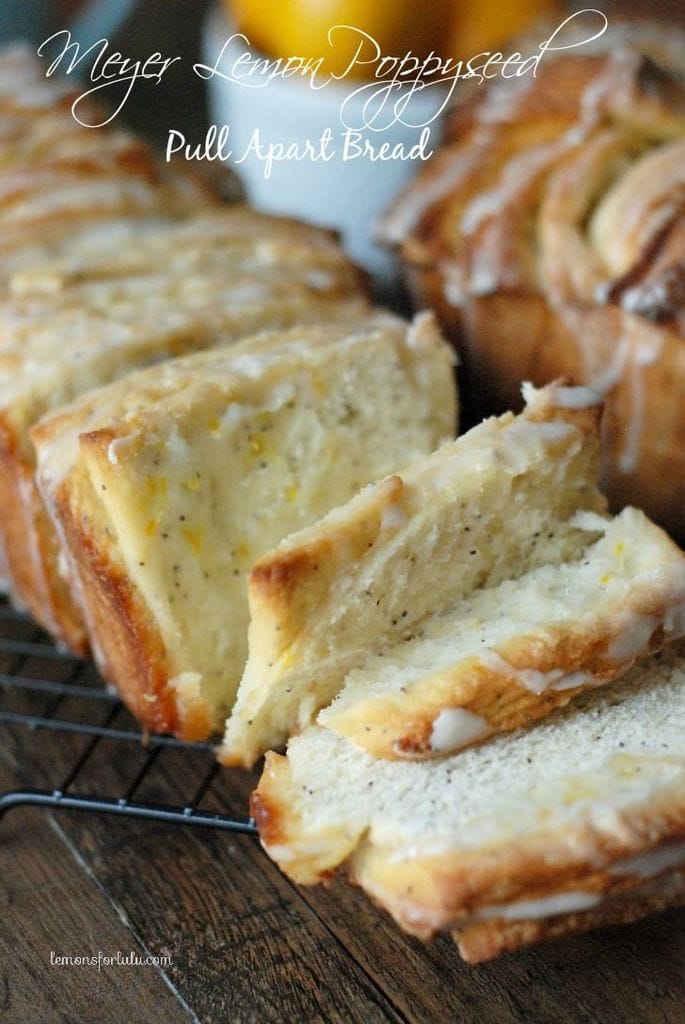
[
  {"left": 222, "top": 383, "right": 615, "bottom": 766},
  {"left": 0, "top": 46, "right": 221, "bottom": 607},
  {"left": 33, "top": 312, "right": 456, "bottom": 739},
  {"left": 1, "top": 207, "right": 368, "bottom": 648},
  {"left": 0, "top": 44, "right": 136, "bottom": 166},
  {"left": 318, "top": 506, "right": 685, "bottom": 758},
  {"left": 252, "top": 643, "right": 685, "bottom": 961}
]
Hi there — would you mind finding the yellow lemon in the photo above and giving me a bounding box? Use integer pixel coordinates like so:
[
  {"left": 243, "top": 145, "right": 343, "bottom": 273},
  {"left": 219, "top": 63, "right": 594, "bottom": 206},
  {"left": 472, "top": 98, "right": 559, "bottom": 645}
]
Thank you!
[
  {"left": 229, "top": 0, "right": 451, "bottom": 78},
  {"left": 226, "top": 0, "right": 561, "bottom": 78}
]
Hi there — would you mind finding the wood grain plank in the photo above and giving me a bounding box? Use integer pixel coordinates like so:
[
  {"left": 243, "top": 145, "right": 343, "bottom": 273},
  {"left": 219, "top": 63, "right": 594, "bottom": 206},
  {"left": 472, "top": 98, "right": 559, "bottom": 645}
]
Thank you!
[
  {"left": 0, "top": 693, "right": 406, "bottom": 1024},
  {"left": 1, "top": 630, "right": 684, "bottom": 1024},
  {"left": 53, "top": 814, "right": 405, "bottom": 1024},
  {"left": 0, "top": 760, "right": 191, "bottom": 1024},
  {"left": 214, "top": 762, "right": 685, "bottom": 1024}
]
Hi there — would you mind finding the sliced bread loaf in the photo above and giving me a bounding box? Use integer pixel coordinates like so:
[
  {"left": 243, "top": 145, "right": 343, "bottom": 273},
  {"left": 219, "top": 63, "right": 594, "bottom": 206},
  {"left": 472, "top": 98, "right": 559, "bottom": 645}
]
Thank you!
[
  {"left": 33, "top": 312, "right": 455, "bottom": 739},
  {"left": 2, "top": 207, "right": 367, "bottom": 648},
  {"left": 252, "top": 643, "right": 685, "bottom": 959},
  {"left": 221, "top": 383, "right": 611, "bottom": 766}
]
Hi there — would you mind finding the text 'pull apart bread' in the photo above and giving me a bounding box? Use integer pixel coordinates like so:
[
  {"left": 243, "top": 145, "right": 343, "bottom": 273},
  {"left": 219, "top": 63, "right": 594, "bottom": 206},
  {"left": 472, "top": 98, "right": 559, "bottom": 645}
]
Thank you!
[
  {"left": 33, "top": 313, "right": 456, "bottom": 740},
  {"left": 2, "top": 207, "right": 369, "bottom": 649},
  {"left": 380, "top": 18, "right": 685, "bottom": 539},
  {"left": 222, "top": 383, "right": 685, "bottom": 767},
  {"left": 252, "top": 642, "right": 685, "bottom": 962}
]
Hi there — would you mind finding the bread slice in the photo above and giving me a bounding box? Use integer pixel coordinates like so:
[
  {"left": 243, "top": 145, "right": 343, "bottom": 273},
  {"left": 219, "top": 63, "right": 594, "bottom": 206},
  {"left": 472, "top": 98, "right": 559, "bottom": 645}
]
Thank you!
[
  {"left": 221, "top": 382, "right": 610, "bottom": 767},
  {"left": 1, "top": 207, "right": 368, "bottom": 648},
  {"left": 318, "top": 506, "right": 685, "bottom": 758},
  {"left": 251, "top": 643, "right": 685, "bottom": 959},
  {"left": 33, "top": 312, "right": 456, "bottom": 739},
  {"left": 0, "top": 101, "right": 216, "bottom": 285}
]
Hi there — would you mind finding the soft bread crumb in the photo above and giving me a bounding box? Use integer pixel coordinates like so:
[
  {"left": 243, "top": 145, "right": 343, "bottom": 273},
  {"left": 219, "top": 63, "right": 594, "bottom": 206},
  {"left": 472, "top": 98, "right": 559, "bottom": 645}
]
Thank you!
[
  {"left": 254, "top": 642, "right": 685, "bottom": 945},
  {"left": 36, "top": 312, "right": 456, "bottom": 737},
  {"left": 223, "top": 381, "right": 606, "bottom": 765}
]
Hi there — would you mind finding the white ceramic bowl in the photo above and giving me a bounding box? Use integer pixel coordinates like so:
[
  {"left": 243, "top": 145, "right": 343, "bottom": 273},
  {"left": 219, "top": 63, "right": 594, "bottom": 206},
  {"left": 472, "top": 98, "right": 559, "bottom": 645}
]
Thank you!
[{"left": 201, "top": 5, "right": 446, "bottom": 289}]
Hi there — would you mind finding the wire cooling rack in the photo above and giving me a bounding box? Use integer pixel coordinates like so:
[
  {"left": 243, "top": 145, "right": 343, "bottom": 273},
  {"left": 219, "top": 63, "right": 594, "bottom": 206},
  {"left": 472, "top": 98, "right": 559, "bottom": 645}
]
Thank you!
[{"left": 0, "top": 597, "right": 257, "bottom": 835}]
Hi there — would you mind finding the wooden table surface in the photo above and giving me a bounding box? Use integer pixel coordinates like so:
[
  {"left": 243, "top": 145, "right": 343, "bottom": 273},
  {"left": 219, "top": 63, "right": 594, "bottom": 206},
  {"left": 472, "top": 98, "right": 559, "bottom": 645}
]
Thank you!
[{"left": 0, "top": 605, "right": 684, "bottom": 1024}]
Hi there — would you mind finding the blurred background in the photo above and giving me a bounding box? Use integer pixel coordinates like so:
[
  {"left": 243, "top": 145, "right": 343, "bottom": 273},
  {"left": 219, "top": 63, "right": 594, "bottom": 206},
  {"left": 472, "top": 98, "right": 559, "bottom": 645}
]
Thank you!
[
  {"left": 2, "top": 0, "right": 683, "bottom": 147},
  {"left": 3, "top": 0, "right": 684, "bottom": 285},
  {"left": 1, "top": 1, "right": 216, "bottom": 147}
]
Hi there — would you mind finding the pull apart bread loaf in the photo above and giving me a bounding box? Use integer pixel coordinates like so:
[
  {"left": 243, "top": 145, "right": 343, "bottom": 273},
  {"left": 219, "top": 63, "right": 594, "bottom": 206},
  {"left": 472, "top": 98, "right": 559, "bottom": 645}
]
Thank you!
[
  {"left": 0, "top": 46, "right": 222, "bottom": 595},
  {"left": 252, "top": 642, "right": 685, "bottom": 962},
  {"left": 222, "top": 383, "right": 685, "bottom": 767},
  {"left": 379, "top": 21, "right": 685, "bottom": 539},
  {"left": 32, "top": 313, "right": 456, "bottom": 740},
  {"left": 0, "top": 207, "right": 369, "bottom": 650}
]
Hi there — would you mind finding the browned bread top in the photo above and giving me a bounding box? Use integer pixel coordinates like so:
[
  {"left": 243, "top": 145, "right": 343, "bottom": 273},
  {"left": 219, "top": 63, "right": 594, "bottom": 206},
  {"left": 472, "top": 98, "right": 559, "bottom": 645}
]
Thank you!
[{"left": 380, "top": 21, "right": 685, "bottom": 539}]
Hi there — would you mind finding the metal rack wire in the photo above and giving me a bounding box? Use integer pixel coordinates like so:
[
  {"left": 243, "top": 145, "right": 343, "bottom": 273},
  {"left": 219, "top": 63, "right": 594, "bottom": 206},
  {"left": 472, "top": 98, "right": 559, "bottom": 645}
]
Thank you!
[{"left": 0, "top": 598, "right": 257, "bottom": 835}]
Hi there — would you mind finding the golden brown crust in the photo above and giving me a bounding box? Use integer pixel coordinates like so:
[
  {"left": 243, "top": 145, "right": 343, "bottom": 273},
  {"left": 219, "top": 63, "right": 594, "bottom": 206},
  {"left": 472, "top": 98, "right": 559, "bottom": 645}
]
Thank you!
[
  {"left": 327, "top": 576, "right": 685, "bottom": 760},
  {"left": 454, "top": 868, "right": 685, "bottom": 963},
  {"left": 0, "top": 412, "right": 88, "bottom": 649},
  {"left": 349, "top": 790, "right": 685, "bottom": 940},
  {"left": 382, "top": 35, "right": 685, "bottom": 539},
  {"left": 51, "top": 461, "right": 195, "bottom": 738},
  {"left": 228, "top": 477, "right": 408, "bottom": 733},
  {"left": 251, "top": 750, "right": 365, "bottom": 884},
  {"left": 250, "top": 545, "right": 332, "bottom": 610},
  {"left": 250, "top": 753, "right": 288, "bottom": 846},
  {"left": 51, "top": 424, "right": 218, "bottom": 740}
]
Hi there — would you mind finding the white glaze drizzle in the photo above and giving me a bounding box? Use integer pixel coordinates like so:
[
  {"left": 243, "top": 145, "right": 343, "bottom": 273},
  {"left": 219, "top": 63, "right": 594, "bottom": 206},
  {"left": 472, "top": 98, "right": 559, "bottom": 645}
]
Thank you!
[
  {"left": 478, "top": 648, "right": 593, "bottom": 696},
  {"left": 474, "top": 890, "right": 601, "bottom": 922},
  {"left": 610, "top": 842, "right": 685, "bottom": 879},
  {"left": 617, "top": 323, "right": 664, "bottom": 476},
  {"left": 381, "top": 503, "right": 408, "bottom": 532},
  {"left": 107, "top": 435, "right": 133, "bottom": 466},
  {"left": 429, "top": 708, "right": 491, "bottom": 754},
  {"left": 380, "top": 143, "right": 485, "bottom": 245},
  {"left": 551, "top": 385, "right": 601, "bottom": 409},
  {"left": 606, "top": 614, "right": 658, "bottom": 662}
]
